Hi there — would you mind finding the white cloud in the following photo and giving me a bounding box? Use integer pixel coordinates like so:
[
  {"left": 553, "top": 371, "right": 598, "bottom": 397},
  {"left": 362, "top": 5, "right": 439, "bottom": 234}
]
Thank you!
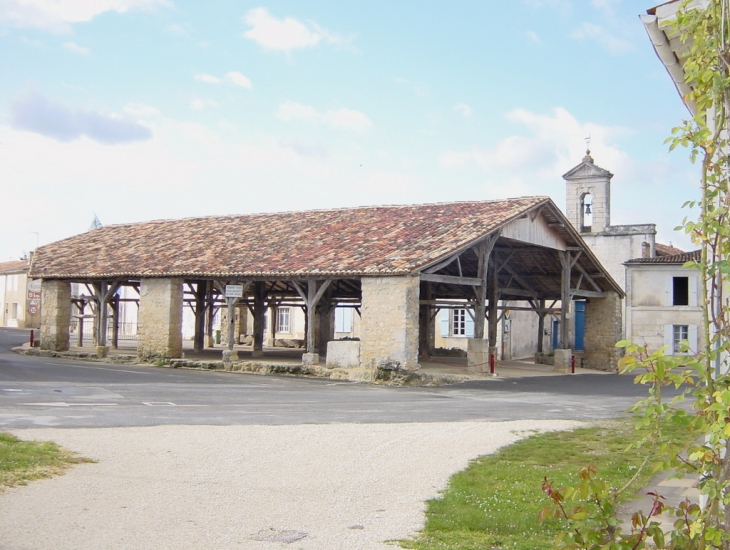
[
  {"left": 277, "top": 101, "right": 372, "bottom": 132},
  {"left": 453, "top": 103, "right": 473, "bottom": 117},
  {"left": 526, "top": 30, "right": 542, "bottom": 45},
  {"left": 63, "top": 40, "right": 89, "bottom": 55},
  {"left": 195, "top": 73, "right": 221, "bottom": 84},
  {"left": 190, "top": 98, "right": 218, "bottom": 110},
  {"left": 226, "top": 71, "right": 252, "bottom": 89},
  {"left": 124, "top": 102, "right": 160, "bottom": 117},
  {"left": 10, "top": 92, "right": 152, "bottom": 144},
  {"left": 243, "top": 7, "right": 344, "bottom": 52},
  {"left": 439, "top": 107, "right": 632, "bottom": 198},
  {"left": 0, "top": 0, "right": 169, "bottom": 32},
  {"left": 571, "top": 22, "right": 633, "bottom": 54}
]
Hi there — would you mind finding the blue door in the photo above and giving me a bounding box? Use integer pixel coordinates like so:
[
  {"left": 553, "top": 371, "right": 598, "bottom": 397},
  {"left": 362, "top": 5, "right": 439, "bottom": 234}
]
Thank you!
[
  {"left": 574, "top": 301, "right": 586, "bottom": 351},
  {"left": 552, "top": 320, "right": 560, "bottom": 349}
]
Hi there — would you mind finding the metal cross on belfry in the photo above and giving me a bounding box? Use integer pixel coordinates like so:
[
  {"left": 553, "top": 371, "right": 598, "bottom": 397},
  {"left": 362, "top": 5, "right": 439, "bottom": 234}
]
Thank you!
[{"left": 585, "top": 135, "right": 591, "bottom": 154}]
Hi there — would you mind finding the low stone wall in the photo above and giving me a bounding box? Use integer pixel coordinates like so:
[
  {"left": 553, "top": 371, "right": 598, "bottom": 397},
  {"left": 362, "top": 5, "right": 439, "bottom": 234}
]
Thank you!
[
  {"left": 584, "top": 291, "right": 622, "bottom": 372},
  {"left": 326, "top": 340, "right": 360, "bottom": 369}
]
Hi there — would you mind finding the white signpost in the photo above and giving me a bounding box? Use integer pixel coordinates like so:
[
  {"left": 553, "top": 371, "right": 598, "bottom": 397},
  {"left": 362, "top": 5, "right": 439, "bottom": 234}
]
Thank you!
[{"left": 225, "top": 285, "right": 244, "bottom": 298}]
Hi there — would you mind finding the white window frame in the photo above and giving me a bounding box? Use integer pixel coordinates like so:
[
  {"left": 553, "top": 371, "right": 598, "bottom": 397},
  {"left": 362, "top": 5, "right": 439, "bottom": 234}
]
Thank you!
[
  {"left": 665, "top": 274, "right": 698, "bottom": 307},
  {"left": 452, "top": 308, "right": 467, "bottom": 336},
  {"left": 334, "top": 307, "right": 353, "bottom": 333},
  {"left": 276, "top": 307, "right": 291, "bottom": 334},
  {"left": 664, "top": 324, "right": 698, "bottom": 355}
]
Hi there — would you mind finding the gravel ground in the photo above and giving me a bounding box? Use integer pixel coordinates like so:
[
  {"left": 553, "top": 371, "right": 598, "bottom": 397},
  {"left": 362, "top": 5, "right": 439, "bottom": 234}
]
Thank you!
[{"left": 0, "top": 420, "right": 581, "bottom": 550}]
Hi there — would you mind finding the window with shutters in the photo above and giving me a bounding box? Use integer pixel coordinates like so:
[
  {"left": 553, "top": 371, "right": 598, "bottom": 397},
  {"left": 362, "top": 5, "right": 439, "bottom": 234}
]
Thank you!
[
  {"left": 673, "top": 325, "right": 688, "bottom": 353},
  {"left": 452, "top": 309, "right": 466, "bottom": 336},
  {"left": 334, "top": 307, "right": 352, "bottom": 333},
  {"left": 664, "top": 324, "right": 697, "bottom": 355},
  {"left": 665, "top": 275, "right": 697, "bottom": 307}
]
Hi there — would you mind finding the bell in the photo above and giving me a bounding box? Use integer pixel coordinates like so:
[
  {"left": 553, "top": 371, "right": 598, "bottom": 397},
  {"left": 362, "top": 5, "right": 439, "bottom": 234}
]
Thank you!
[{"left": 585, "top": 203, "right": 592, "bottom": 215}]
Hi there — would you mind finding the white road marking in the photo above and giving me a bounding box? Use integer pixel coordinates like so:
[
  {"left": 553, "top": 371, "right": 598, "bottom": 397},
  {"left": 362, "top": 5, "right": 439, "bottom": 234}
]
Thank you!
[{"left": 21, "top": 402, "right": 120, "bottom": 407}]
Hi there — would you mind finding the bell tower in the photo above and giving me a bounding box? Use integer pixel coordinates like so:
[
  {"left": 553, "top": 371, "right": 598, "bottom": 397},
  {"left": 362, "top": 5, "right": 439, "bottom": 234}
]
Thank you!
[{"left": 563, "top": 149, "right": 613, "bottom": 234}]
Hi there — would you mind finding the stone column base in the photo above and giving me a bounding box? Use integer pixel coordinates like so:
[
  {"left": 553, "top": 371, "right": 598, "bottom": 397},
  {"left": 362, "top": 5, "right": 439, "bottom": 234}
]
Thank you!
[
  {"left": 205, "top": 336, "right": 215, "bottom": 348},
  {"left": 222, "top": 350, "right": 239, "bottom": 363},
  {"left": 553, "top": 349, "right": 573, "bottom": 373},
  {"left": 467, "top": 339, "right": 490, "bottom": 373},
  {"left": 96, "top": 346, "right": 109, "bottom": 358},
  {"left": 251, "top": 349, "right": 264, "bottom": 358},
  {"left": 302, "top": 353, "right": 320, "bottom": 366}
]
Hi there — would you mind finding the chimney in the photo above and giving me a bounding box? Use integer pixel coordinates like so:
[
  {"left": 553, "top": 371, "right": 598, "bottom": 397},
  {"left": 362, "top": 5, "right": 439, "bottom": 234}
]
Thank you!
[{"left": 641, "top": 242, "right": 650, "bottom": 258}]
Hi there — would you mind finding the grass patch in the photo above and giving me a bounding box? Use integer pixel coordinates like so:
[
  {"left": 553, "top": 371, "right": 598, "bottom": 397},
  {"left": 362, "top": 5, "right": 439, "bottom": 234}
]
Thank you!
[
  {"left": 400, "top": 419, "right": 696, "bottom": 550},
  {"left": 0, "top": 432, "right": 92, "bottom": 490}
]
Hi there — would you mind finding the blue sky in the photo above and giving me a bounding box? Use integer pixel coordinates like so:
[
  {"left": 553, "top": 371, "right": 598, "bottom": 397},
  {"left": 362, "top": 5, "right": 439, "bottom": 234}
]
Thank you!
[{"left": 0, "top": 0, "right": 697, "bottom": 261}]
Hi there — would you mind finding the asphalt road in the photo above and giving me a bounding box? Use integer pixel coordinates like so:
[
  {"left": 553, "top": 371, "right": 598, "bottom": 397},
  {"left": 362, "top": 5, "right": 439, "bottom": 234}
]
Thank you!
[{"left": 0, "top": 327, "right": 657, "bottom": 429}]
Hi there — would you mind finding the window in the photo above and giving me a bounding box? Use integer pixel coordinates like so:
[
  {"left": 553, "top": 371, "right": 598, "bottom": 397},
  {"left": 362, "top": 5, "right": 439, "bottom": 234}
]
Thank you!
[
  {"left": 276, "top": 308, "right": 291, "bottom": 333},
  {"left": 334, "top": 307, "right": 353, "bottom": 333},
  {"left": 665, "top": 324, "right": 697, "bottom": 355},
  {"left": 580, "top": 193, "right": 593, "bottom": 232},
  {"left": 8, "top": 275, "right": 18, "bottom": 292},
  {"left": 440, "top": 309, "right": 474, "bottom": 337},
  {"left": 665, "top": 275, "right": 697, "bottom": 307},
  {"left": 452, "top": 309, "right": 467, "bottom": 336},
  {"left": 673, "top": 277, "right": 689, "bottom": 306},
  {"left": 673, "top": 325, "right": 688, "bottom": 354}
]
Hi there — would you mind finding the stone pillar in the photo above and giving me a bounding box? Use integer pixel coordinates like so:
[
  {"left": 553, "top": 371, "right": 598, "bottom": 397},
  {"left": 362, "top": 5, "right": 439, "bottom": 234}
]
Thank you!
[
  {"left": 467, "top": 339, "right": 490, "bottom": 373},
  {"left": 583, "top": 291, "right": 622, "bottom": 372},
  {"left": 40, "top": 280, "right": 71, "bottom": 351},
  {"left": 137, "top": 278, "right": 183, "bottom": 361},
  {"left": 360, "top": 276, "right": 420, "bottom": 371}
]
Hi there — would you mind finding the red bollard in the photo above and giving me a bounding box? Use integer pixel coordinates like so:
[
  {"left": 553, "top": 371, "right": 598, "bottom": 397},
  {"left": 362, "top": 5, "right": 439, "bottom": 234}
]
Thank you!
[
  {"left": 490, "top": 353, "right": 495, "bottom": 375},
  {"left": 571, "top": 354, "right": 575, "bottom": 374},
  {"left": 29, "top": 329, "right": 34, "bottom": 348}
]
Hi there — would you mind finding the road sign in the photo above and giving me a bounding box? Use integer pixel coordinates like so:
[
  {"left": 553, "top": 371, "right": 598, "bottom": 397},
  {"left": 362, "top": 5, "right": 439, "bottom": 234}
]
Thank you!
[
  {"left": 27, "top": 280, "right": 41, "bottom": 293},
  {"left": 225, "top": 285, "right": 244, "bottom": 298},
  {"left": 27, "top": 291, "right": 40, "bottom": 300},
  {"left": 28, "top": 305, "right": 38, "bottom": 315}
]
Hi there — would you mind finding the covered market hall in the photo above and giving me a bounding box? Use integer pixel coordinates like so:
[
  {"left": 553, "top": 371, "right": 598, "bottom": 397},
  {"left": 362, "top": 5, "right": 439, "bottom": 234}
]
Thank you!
[{"left": 29, "top": 196, "right": 624, "bottom": 380}]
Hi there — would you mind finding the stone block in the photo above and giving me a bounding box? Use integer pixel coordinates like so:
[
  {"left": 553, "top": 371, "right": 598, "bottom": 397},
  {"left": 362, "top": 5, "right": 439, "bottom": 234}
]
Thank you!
[
  {"left": 137, "top": 278, "right": 183, "bottom": 361},
  {"left": 467, "top": 339, "right": 490, "bottom": 373},
  {"left": 302, "top": 353, "right": 320, "bottom": 366},
  {"left": 359, "top": 276, "right": 419, "bottom": 371},
  {"left": 222, "top": 350, "right": 238, "bottom": 363},
  {"left": 96, "top": 346, "right": 109, "bottom": 358},
  {"left": 553, "top": 349, "right": 573, "bottom": 373},
  {"left": 40, "top": 280, "right": 71, "bottom": 352},
  {"left": 326, "top": 340, "right": 360, "bottom": 369}
]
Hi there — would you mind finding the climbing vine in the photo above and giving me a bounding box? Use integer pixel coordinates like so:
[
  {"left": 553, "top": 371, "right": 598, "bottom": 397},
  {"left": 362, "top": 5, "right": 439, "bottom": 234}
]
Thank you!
[{"left": 540, "top": 1, "right": 730, "bottom": 547}]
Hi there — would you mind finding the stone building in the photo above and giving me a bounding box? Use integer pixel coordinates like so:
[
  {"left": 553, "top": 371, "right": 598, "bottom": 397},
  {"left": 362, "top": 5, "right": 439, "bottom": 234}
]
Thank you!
[
  {"left": 564, "top": 151, "right": 658, "bottom": 292},
  {"left": 625, "top": 249, "right": 703, "bottom": 354},
  {"left": 30, "top": 197, "right": 624, "bottom": 377},
  {"left": 0, "top": 259, "right": 38, "bottom": 328}
]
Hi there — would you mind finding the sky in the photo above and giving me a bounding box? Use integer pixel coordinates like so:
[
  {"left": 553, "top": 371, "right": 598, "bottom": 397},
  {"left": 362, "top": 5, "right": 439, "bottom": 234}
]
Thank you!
[{"left": 0, "top": 0, "right": 699, "bottom": 261}]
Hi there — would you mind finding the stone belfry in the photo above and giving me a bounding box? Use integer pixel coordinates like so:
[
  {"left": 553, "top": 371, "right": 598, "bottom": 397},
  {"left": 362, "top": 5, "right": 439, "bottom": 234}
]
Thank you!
[{"left": 563, "top": 148, "right": 613, "bottom": 234}]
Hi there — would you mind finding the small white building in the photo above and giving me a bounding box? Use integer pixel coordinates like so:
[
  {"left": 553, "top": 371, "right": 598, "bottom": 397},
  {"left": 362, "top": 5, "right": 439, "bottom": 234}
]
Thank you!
[
  {"left": 624, "top": 250, "right": 703, "bottom": 354},
  {"left": 0, "top": 259, "right": 36, "bottom": 328}
]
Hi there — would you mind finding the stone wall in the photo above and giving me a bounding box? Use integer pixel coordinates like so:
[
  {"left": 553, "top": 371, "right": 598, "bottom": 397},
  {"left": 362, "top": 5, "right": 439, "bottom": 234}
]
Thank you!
[
  {"left": 40, "top": 279, "right": 71, "bottom": 351},
  {"left": 359, "top": 276, "right": 419, "bottom": 371},
  {"left": 137, "top": 278, "right": 183, "bottom": 361},
  {"left": 583, "top": 290, "right": 622, "bottom": 371}
]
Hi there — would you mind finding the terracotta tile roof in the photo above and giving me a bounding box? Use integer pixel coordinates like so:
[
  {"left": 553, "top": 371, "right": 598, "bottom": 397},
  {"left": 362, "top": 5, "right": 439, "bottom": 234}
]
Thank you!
[
  {"left": 0, "top": 259, "right": 29, "bottom": 274},
  {"left": 625, "top": 249, "right": 701, "bottom": 265},
  {"left": 655, "top": 243, "right": 684, "bottom": 256},
  {"left": 30, "top": 197, "right": 551, "bottom": 279}
]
